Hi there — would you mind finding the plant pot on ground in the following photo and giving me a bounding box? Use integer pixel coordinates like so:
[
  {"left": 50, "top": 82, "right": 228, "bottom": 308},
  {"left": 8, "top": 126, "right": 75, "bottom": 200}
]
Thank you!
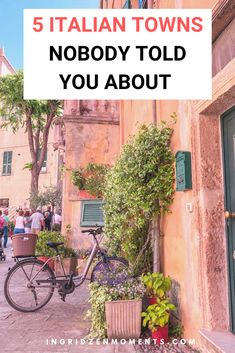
[
  {"left": 106, "top": 299, "right": 142, "bottom": 339},
  {"left": 141, "top": 272, "right": 172, "bottom": 305},
  {"left": 141, "top": 299, "right": 176, "bottom": 344},
  {"left": 87, "top": 276, "right": 146, "bottom": 339},
  {"left": 36, "top": 231, "right": 65, "bottom": 271}
]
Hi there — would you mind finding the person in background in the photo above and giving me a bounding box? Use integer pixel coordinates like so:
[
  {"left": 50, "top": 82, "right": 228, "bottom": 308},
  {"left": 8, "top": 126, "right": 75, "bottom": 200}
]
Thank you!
[
  {"left": 3, "top": 209, "right": 9, "bottom": 248},
  {"left": 53, "top": 209, "right": 62, "bottom": 231},
  {"left": 30, "top": 208, "right": 45, "bottom": 235},
  {"left": 14, "top": 210, "right": 25, "bottom": 234},
  {"left": 0, "top": 211, "right": 5, "bottom": 240},
  {"left": 44, "top": 206, "right": 52, "bottom": 231},
  {"left": 24, "top": 210, "right": 32, "bottom": 234}
]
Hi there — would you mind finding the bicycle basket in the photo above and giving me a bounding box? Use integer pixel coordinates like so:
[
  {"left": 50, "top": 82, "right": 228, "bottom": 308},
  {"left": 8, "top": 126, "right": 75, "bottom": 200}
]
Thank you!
[{"left": 12, "top": 233, "right": 37, "bottom": 257}]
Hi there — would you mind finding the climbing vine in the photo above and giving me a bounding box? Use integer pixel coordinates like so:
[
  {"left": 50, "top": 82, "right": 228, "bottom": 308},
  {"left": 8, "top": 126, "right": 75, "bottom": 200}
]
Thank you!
[
  {"left": 71, "top": 163, "right": 109, "bottom": 198},
  {"left": 104, "top": 119, "right": 175, "bottom": 274}
]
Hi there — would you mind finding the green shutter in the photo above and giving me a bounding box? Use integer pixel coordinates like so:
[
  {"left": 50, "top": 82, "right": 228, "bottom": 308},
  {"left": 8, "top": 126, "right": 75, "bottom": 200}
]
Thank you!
[
  {"left": 81, "top": 200, "right": 104, "bottom": 227},
  {"left": 2, "top": 151, "right": 12, "bottom": 175}
]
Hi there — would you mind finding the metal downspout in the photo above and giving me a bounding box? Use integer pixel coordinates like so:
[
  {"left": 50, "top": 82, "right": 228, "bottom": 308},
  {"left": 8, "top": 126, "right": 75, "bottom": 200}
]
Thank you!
[{"left": 148, "top": 0, "right": 160, "bottom": 273}]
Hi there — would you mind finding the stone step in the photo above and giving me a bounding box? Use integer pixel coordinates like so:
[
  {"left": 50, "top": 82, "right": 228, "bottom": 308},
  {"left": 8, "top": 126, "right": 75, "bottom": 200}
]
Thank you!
[{"left": 200, "top": 328, "right": 235, "bottom": 353}]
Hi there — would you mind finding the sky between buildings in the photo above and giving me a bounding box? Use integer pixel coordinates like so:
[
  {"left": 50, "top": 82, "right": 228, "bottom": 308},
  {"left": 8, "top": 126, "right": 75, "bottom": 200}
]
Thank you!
[{"left": 0, "top": 0, "right": 100, "bottom": 69}]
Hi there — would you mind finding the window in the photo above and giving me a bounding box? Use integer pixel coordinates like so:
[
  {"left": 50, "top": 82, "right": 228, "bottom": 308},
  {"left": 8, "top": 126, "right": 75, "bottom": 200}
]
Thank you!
[
  {"left": 123, "top": 0, "right": 131, "bottom": 8},
  {"left": 37, "top": 149, "right": 47, "bottom": 173},
  {"left": 2, "top": 151, "right": 12, "bottom": 175},
  {"left": 80, "top": 200, "right": 104, "bottom": 227},
  {"left": 139, "top": 0, "right": 148, "bottom": 8},
  {"left": 0, "top": 198, "right": 9, "bottom": 207}
]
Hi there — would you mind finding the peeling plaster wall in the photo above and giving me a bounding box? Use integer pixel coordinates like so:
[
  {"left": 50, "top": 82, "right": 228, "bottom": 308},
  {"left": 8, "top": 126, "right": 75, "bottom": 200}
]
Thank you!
[{"left": 62, "top": 101, "right": 120, "bottom": 249}]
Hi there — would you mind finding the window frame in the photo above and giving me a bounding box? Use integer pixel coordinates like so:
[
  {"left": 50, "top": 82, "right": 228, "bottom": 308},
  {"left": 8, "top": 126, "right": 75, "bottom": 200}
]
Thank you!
[
  {"left": 37, "top": 149, "right": 47, "bottom": 174},
  {"left": 80, "top": 200, "right": 104, "bottom": 227},
  {"left": 0, "top": 198, "right": 9, "bottom": 208},
  {"left": 123, "top": 0, "right": 131, "bottom": 9},
  {"left": 2, "top": 151, "right": 13, "bottom": 176}
]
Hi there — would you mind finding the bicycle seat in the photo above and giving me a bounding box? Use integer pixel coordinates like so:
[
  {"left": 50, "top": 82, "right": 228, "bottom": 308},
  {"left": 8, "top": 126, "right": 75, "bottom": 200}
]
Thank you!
[{"left": 46, "top": 242, "right": 64, "bottom": 249}]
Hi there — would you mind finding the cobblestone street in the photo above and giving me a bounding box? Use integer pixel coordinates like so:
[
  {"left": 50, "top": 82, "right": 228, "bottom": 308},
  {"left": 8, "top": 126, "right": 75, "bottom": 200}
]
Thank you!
[
  {"left": 0, "top": 246, "right": 134, "bottom": 353},
  {"left": 0, "top": 245, "right": 198, "bottom": 353}
]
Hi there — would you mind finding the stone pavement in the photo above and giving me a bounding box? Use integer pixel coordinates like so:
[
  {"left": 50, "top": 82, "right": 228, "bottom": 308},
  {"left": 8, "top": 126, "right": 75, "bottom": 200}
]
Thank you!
[
  {"left": 0, "top": 245, "right": 199, "bottom": 353},
  {"left": 0, "top": 245, "right": 134, "bottom": 353}
]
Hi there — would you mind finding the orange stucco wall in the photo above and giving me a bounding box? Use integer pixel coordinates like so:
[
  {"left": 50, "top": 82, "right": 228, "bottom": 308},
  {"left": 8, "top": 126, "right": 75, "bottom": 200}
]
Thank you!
[
  {"left": 109, "top": 1, "right": 233, "bottom": 350},
  {"left": 62, "top": 101, "right": 120, "bottom": 249}
]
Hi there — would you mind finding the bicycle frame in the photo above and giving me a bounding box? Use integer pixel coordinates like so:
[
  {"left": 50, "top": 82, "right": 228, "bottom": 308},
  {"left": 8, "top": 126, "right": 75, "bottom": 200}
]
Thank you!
[
  {"left": 73, "top": 233, "right": 106, "bottom": 287},
  {"left": 15, "top": 233, "right": 106, "bottom": 288}
]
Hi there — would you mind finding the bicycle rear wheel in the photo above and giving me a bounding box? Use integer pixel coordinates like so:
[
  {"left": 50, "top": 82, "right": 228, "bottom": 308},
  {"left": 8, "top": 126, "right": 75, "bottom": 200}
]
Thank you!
[
  {"left": 4, "top": 259, "right": 55, "bottom": 312},
  {"left": 91, "top": 256, "right": 129, "bottom": 285}
]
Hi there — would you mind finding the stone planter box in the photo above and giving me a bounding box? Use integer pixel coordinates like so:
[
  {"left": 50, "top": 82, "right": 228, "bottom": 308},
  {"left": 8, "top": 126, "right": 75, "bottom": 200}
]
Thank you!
[
  {"left": 105, "top": 300, "right": 142, "bottom": 339},
  {"left": 55, "top": 257, "right": 77, "bottom": 276}
]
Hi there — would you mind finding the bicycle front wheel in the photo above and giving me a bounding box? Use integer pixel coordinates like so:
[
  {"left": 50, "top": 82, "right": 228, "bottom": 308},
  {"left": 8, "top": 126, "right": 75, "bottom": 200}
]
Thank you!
[
  {"left": 91, "top": 256, "right": 129, "bottom": 285},
  {"left": 4, "top": 259, "right": 55, "bottom": 312}
]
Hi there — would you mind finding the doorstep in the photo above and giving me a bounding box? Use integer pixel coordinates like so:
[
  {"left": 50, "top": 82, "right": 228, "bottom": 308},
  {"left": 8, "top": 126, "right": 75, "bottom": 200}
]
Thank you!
[{"left": 200, "top": 328, "right": 235, "bottom": 353}]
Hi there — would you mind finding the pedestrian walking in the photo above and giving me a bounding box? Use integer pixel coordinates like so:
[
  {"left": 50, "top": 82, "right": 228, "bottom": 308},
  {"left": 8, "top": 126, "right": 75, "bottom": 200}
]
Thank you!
[
  {"left": 53, "top": 209, "right": 62, "bottom": 231},
  {"left": 3, "top": 209, "right": 9, "bottom": 248},
  {"left": 0, "top": 211, "right": 5, "bottom": 239},
  {"left": 30, "top": 208, "right": 45, "bottom": 235},
  {"left": 43, "top": 206, "right": 53, "bottom": 231},
  {"left": 24, "top": 210, "right": 32, "bottom": 234},
  {"left": 14, "top": 210, "right": 25, "bottom": 234}
]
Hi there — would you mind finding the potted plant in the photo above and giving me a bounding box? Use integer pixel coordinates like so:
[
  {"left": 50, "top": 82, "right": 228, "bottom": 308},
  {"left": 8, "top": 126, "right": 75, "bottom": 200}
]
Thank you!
[
  {"left": 142, "top": 299, "right": 176, "bottom": 344},
  {"left": 71, "top": 163, "right": 109, "bottom": 198},
  {"left": 55, "top": 247, "right": 77, "bottom": 276},
  {"left": 141, "top": 272, "right": 172, "bottom": 304},
  {"left": 36, "top": 231, "right": 65, "bottom": 270},
  {"left": 87, "top": 276, "right": 146, "bottom": 339}
]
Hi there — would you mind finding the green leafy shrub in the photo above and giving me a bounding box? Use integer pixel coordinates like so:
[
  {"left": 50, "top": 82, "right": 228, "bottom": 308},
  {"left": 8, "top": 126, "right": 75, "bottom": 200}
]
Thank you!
[
  {"left": 36, "top": 231, "right": 65, "bottom": 257},
  {"left": 141, "top": 272, "right": 172, "bottom": 298},
  {"left": 71, "top": 163, "right": 109, "bottom": 198},
  {"left": 87, "top": 278, "right": 146, "bottom": 339},
  {"left": 59, "top": 247, "right": 77, "bottom": 259},
  {"left": 104, "top": 121, "right": 175, "bottom": 274},
  {"left": 142, "top": 300, "right": 176, "bottom": 330},
  {"left": 169, "top": 323, "right": 184, "bottom": 338}
]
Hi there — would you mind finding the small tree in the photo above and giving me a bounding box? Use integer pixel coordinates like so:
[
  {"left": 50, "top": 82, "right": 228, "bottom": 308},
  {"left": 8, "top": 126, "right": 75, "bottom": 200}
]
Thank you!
[
  {"left": 0, "top": 71, "right": 62, "bottom": 201},
  {"left": 104, "top": 120, "right": 175, "bottom": 274},
  {"left": 30, "top": 186, "right": 62, "bottom": 212}
]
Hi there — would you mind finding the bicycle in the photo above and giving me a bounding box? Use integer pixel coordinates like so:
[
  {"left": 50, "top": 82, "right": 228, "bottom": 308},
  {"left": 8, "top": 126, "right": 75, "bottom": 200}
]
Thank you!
[{"left": 4, "top": 226, "right": 128, "bottom": 313}]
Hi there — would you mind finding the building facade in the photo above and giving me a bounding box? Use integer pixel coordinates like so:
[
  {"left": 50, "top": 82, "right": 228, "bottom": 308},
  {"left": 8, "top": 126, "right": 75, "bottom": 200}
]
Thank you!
[
  {"left": 0, "top": 49, "right": 61, "bottom": 211},
  {"left": 62, "top": 0, "right": 235, "bottom": 351},
  {"left": 62, "top": 100, "right": 120, "bottom": 248}
]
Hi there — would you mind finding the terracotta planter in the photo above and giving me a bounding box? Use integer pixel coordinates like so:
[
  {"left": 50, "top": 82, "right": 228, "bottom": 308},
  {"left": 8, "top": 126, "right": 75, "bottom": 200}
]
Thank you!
[
  {"left": 78, "top": 190, "right": 96, "bottom": 199},
  {"left": 38, "top": 256, "right": 55, "bottom": 271},
  {"left": 151, "top": 324, "right": 169, "bottom": 344},
  {"left": 105, "top": 300, "right": 142, "bottom": 339},
  {"left": 55, "top": 257, "right": 77, "bottom": 276}
]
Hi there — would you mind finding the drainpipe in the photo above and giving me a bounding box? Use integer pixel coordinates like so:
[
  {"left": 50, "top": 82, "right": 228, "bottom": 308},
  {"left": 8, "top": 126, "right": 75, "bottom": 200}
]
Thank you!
[
  {"left": 152, "top": 99, "right": 160, "bottom": 273},
  {"left": 149, "top": 0, "right": 161, "bottom": 272}
]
